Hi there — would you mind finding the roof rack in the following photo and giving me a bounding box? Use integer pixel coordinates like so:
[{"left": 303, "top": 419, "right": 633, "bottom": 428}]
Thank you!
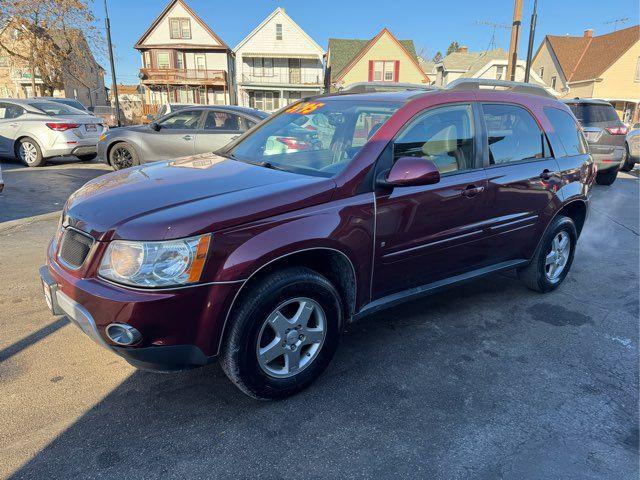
[{"left": 445, "top": 78, "right": 556, "bottom": 98}]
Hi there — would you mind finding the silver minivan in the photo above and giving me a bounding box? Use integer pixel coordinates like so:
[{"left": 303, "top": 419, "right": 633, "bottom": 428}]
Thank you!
[{"left": 0, "top": 99, "right": 105, "bottom": 167}]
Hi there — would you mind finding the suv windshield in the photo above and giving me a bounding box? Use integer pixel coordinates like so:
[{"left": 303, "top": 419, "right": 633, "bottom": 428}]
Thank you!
[
  {"left": 226, "top": 99, "right": 402, "bottom": 177},
  {"left": 30, "top": 101, "right": 86, "bottom": 116},
  {"left": 567, "top": 103, "right": 619, "bottom": 126}
]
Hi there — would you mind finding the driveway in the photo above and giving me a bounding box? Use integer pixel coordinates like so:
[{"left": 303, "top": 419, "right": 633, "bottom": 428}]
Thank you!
[{"left": 0, "top": 172, "right": 638, "bottom": 479}]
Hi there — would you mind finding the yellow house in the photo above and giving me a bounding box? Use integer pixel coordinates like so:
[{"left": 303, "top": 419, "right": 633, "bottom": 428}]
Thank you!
[
  {"left": 532, "top": 25, "right": 640, "bottom": 123},
  {"left": 325, "top": 28, "right": 430, "bottom": 91}
]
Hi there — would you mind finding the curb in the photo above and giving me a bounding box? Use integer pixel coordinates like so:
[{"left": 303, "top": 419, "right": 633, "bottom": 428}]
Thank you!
[{"left": 0, "top": 210, "right": 61, "bottom": 234}]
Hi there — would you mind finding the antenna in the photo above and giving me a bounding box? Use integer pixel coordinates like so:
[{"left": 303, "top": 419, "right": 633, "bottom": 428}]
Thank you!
[
  {"left": 604, "top": 17, "right": 629, "bottom": 31},
  {"left": 476, "top": 20, "right": 510, "bottom": 51}
]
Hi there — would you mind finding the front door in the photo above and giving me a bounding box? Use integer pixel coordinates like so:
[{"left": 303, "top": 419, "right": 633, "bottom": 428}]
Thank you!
[
  {"left": 144, "top": 108, "right": 202, "bottom": 162},
  {"left": 289, "top": 58, "right": 301, "bottom": 84},
  {"left": 0, "top": 102, "right": 24, "bottom": 155},
  {"left": 373, "top": 103, "right": 491, "bottom": 299},
  {"left": 194, "top": 110, "right": 246, "bottom": 153},
  {"left": 478, "top": 103, "right": 562, "bottom": 264}
]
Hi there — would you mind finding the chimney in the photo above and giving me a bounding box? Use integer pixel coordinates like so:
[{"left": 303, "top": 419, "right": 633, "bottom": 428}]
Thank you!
[
  {"left": 584, "top": 29, "right": 594, "bottom": 38},
  {"left": 459, "top": 45, "right": 468, "bottom": 53}
]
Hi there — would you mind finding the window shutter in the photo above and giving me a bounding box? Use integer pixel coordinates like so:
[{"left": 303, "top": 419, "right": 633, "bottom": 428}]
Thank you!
[
  {"left": 368, "top": 61, "right": 374, "bottom": 82},
  {"left": 394, "top": 61, "right": 400, "bottom": 82}
]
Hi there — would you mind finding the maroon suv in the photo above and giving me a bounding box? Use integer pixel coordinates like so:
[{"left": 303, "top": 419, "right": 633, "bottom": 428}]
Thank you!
[{"left": 40, "top": 84, "right": 595, "bottom": 399}]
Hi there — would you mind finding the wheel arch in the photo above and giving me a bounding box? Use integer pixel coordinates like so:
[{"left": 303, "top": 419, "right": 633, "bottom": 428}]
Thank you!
[
  {"left": 14, "top": 135, "right": 43, "bottom": 156},
  {"left": 556, "top": 199, "right": 588, "bottom": 237},
  {"left": 216, "top": 247, "right": 357, "bottom": 355}
]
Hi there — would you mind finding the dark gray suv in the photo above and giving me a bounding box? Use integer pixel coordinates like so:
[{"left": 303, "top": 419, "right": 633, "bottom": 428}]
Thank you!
[{"left": 564, "top": 99, "right": 628, "bottom": 185}]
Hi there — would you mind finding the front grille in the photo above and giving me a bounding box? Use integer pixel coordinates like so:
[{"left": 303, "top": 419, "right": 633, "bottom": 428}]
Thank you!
[{"left": 58, "top": 228, "right": 94, "bottom": 269}]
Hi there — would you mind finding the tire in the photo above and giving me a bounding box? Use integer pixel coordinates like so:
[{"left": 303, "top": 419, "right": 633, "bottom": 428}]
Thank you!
[
  {"left": 108, "top": 142, "right": 139, "bottom": 170},
  {"left": 15, "top": 137, "right": 44, "bottom": 167},
  {"left": 77, "top": 153, "right": 97, "bottom": 162},
  {"left": 517, "top": 216, "right": 577, "bottom": 293},
  {"left": 620, "top": 144, "right": 635, "bottom": 172},
  {"left": 221, "top": 267, "right": 343, "bottom": 400},
  {"left": 596, "top": 168, "right": 618, "bottom": 185}
]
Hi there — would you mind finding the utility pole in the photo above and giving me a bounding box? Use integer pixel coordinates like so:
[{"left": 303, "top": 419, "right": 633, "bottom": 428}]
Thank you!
[
  {"left": 104, "top": 0, "right": 121, "bottom": 126},
  {"left": 506, "top": 0, "right": 523, "bottom": 81},
  {"left": 524, "top": 0, "right": 538, "bottom": 83}
]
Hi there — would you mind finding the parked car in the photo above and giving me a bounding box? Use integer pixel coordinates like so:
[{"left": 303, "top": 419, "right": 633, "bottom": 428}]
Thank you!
[
  {"left": 623, "top": 123, "right": 640, "bottom": 171},
  {"left": 564, "top": 99, "right": 627, "bottom": 185},
  {"left": 40, "top": 85, "right": 595, "bottom": 399},
  {"left": 97, "top": 105, "right": 268, "bottom": 170},
  {"left": 90, "top": 105, "right": 124, "bottom": 128},
  {"left": 0, "top": 99, "right": 105, "bottom": 167}
]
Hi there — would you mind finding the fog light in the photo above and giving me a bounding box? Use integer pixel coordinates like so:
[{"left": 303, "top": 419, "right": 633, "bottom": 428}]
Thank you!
[{"left": 106, "top": 323, "right": 142, "bottom": 346}]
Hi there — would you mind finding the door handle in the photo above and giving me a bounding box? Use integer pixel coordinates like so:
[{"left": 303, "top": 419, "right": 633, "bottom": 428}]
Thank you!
[
  {"left": 540, "top": 169, "right": 553, "bottom": 180},
  {"left": 462, "top": 184, "right": 485, "bottom": 198},
  {"left": 182, "top": 135, "right": 192, "bottom": 141}
]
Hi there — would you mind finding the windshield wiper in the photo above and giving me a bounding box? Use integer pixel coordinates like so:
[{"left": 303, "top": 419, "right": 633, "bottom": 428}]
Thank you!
[{"left": 255, "top": 161, "right": 287, "bottom": 171}]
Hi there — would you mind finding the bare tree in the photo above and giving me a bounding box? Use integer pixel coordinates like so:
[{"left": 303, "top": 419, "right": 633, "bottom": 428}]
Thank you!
[
  {"left": 446, "top": 41, "right": 461, "bottom": 56},
  {"left": 0, "top": 0, "right": 102, "bottom": 97},
  {"left": 432, "top": 51, "right": 443, "bottom": 62}
]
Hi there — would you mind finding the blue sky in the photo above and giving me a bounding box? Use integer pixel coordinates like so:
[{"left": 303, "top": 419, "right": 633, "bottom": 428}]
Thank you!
[{"left": 93, "top": 0, "right": 638, "bottom": 85}]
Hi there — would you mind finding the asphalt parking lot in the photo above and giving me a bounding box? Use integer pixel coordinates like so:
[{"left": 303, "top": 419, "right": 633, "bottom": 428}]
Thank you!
[{"left": 0, "top": 161, "right": 638, "bottom": 479}]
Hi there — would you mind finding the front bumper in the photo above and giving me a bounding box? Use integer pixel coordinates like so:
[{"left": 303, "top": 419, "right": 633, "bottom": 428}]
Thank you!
[{"left": 39, "top": 264, "right": 239, "bottom": 371}]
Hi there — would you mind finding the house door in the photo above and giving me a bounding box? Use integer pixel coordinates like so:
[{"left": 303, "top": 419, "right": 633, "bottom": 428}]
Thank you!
[
  {"left": 289, "top": 58, "right": 301, "bottom": 84},
  {"left": 195, "top": 54, "right": 206, "bottom": 79}
]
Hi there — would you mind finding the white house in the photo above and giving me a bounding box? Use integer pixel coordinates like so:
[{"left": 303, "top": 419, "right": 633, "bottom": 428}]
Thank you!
[
  {"left": 134, "top": 0, "right": 235, "bottom": 107},
  {"left": 234, "top": 8, "right": 324, "bottom": 112}
]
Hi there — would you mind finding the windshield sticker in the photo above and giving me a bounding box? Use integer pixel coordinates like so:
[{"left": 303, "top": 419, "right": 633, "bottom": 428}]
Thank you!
[{"left": 285, "top": 102, "right": 325, "bottom": 115}]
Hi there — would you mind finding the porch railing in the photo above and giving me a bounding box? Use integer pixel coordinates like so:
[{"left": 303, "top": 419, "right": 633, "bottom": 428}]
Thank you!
[{"left": 140, "top": 68, "right": 227, "bottom": 85}]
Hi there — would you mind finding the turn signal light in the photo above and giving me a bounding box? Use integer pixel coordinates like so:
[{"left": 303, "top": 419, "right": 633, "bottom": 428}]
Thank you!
[{"left": 45, "top": 123, "right": 80, "bottom": 131}]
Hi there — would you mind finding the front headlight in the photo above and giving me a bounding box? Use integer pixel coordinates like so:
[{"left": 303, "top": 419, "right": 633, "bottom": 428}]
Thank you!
[{"left": 98, "top": 234, "right": 211, "bottom": 288}]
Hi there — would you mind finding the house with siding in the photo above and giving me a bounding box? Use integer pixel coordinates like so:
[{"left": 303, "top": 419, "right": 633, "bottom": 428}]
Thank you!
[
  {"left": 234, "top": 8, "right": 324, "bottom": 112},
  {"left": 134, "top": 0, "right": 235, "bottom": 108},
  {"left": 532, "top": 25, "right": 640, "bottom": 123},
  {"left": 325, "top": 28, "right": 430, "bottom": 91}
]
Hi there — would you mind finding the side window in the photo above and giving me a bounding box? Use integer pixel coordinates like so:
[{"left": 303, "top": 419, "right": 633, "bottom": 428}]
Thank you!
[
  {"left": 203, "top": 111, "right": 243, "bottom": 132},
  {"left": 393, "top": 104, "right": 476, "bottom": 175},
  {"left": 482, "top": 104, "right": 544, "bottom": 165},
  {"left": 0, "top": 102, "right": 24, "bottom": 119},
  {"left": 544, "top": 107, "right": 588, "bottom": 157},
  {"left": 158, "top": 110, "right": 202, "bottom": 129}
]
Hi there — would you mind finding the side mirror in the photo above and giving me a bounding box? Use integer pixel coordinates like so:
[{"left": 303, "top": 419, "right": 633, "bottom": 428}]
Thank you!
[
  {"left": 377, "top": 156, "right": 440, "bottom": 188},
  {"left": 146, "top": 114, "right": 155, "bottom": 122},
  {"left": 150, "top": 122, "right": 161, "bottom": 131}
]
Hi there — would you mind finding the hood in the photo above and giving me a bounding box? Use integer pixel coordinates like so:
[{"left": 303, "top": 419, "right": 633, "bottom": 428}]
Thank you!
[{"left": 65, "top": 153, "right": 335, "bottom": 241}]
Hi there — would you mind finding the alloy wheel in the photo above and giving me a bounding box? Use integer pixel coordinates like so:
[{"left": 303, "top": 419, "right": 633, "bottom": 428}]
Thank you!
[
  {"left": 112, "top": 146, "right": 133, "bottom": 169},
  {"left": 545, "top": 231, "right": 571, "bottom": 282},
  {"left": 256, "top": 297, "right": 327, "bottom": 378},
  {"left": 19, "top": 142, "right": 38, "bottom": 164}
]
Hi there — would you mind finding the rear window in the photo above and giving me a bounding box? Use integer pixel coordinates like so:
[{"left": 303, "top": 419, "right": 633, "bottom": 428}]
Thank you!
[
  {"left": 544, "top": 107, "right": 587, "bottom": 157},
  {"left": 30, "top": 101, "right": 85, "bottom": 116},
  {"left": 567, "top": 103, "right": 619, "bottom": 125}
]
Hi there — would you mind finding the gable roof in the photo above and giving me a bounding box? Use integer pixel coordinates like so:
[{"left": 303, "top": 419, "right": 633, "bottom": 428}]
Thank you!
[
  {"left": 328, "top": 28, "right": 425, "bottom": 83},
  {"left": 234, "top": 7, "right": 323, "bottom": 55},
  {"left": 439, "top": 48, "right": 507, "bottom": 72},
  {"left": 544, "top": 25, "right": 639, "bottom": 82},
  {"left": 134, "top": 0, "right": 229, "bottom": 50}
]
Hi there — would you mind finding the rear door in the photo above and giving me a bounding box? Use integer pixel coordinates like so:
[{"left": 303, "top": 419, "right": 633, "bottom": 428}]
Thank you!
[
  {"left": 0, "top": 102, "right": 25, "bottom": 155},
  {"left": 478, "top": 102, "right": 562, "bottom": 263},
  {"left": 143, "top": 108, "right": 202, "bottom": 161},
  {"left": 193, "top": 110, "right": 247, "bottom": 154},
  {"left": 372, "top": 103, "right": 491, "bottom": 299}
]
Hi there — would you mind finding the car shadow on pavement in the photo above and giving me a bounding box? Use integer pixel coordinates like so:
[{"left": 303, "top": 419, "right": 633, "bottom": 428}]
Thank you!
[
  {"left": 9, "top": 269, "right": 638, "bottom": 479},
  {"left": 0, "top": 318, "right": 68, "bottom": 364},
  {"left": 0, "top": 161, "right": 111, "bottom": 223}
]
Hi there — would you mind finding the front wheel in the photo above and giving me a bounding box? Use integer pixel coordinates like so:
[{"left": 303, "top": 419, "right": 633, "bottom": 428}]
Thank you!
[
  {"left": 596, "top": 168, "right": 618, "bottom": 186},
  {"left": 221, "top": 267, "right": 343, "bottom": 400},
  {"left": 518, "top": 216, "right": 577, "bottom": 293},
  {"left": 109, "top": 142, "right": 139, "bottom": 170},
  {"left": 15, "top": 137, "right": 44, "bottom": 167}
]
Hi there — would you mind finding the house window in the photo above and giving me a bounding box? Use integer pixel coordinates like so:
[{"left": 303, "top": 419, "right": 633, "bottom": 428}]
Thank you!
[
  {"left": 169, "top": 18, "right": 191, "bottom": 39},
  {"left": 276, "top": 23, "right": 283, "bottom": 41},
  {"left": 176, "top": 52, "right": 184, "bottom": 70},
  {"left": 156, "top": 52, "right": 170, "bottom": 69},
  {"left": 539, "top": 66, "right": 544, "bottom": 78},
  {"left": 370, "top": 61, "right": 398, "bottom": 82},
  {"left": 496, "top": 65, "right": 505, "bottom": 80},
  {"left": 0, "top": 56, "right": 6, "bottom": 67},
  {"left": 252, "top": 58, "right": 273, "bottom": 77},
  {"left": 551, "top": 76, "right": 557, "bottom": 89},
  {"left": 635, "top": 57, "right": 640, "bottom": 82},
  {"left": 143, "top": 51, "right": 151, "bottom": 68},
  {"left": 250, "top": 91, "right": 279, "bottom": 111}
]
